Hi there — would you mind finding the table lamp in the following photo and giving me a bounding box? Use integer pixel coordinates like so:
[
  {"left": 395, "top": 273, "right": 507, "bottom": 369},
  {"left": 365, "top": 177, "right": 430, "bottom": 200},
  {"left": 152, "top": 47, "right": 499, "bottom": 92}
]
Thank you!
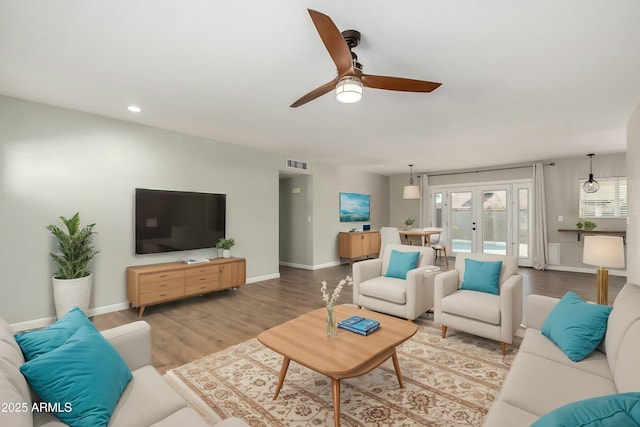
[{"left": 582, "top": 236, "right": 625, "bottom": 305}]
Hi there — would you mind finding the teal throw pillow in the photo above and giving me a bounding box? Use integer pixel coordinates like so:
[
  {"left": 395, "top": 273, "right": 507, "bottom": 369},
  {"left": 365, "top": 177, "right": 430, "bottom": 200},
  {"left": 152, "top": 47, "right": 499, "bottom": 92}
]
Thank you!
[
  {"left": 15, "top": 306, "right": 92, "bottom": 361},
  {"left": 460, "top": 259, "right": 502, "bottom": 295},
  {"left": 531, "top": 392, "right": 640, "bottom": 427},
  {"left": 541, "top": 291, "right": 612, "bottom": 362},
  {"left": 385, "top": 250, "right": 420, "bottom": 280},
  {"left": 20, "top": 323, "right": 132, "bottom": 427}
]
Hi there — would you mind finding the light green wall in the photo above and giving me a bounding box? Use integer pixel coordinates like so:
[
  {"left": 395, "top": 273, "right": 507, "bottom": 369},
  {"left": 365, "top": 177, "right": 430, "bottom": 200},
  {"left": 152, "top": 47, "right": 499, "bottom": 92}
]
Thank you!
[
  {"left": 627, "top": 102, "right": 640, "bottom": 283},
  {"left": 0, "top": 95, "right": 283, "bottom": 324},
  {"left": 390, "top": 175, "right": 421, "bottom": 228},
  {"left": 310, "top": 163, "right": 389, "bottom": 267},
  {"left": 279, "top": 175, "right": 313, "bottom": 267}
]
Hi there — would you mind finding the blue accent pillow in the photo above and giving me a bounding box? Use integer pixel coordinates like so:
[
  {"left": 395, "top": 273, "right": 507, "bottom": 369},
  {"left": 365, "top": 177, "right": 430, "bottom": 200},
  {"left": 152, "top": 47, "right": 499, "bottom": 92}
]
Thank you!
[
  {"left": 460, "top": 259, "right": 502, "bottom": 295},
  {"left": 385, "top": 250, "right": 420, "bottom": 279},
  {"left": 15, "top": 306, "right": 92, "bottom": 361},
  {"left": 20, "top": 323, "right": 132, "bottom": 426},
  {"left": 541, "top": 291, "right": 612, "bottom": 362},
  {"left": 531, "top": 392, "right": 640, "bottom": 426}
]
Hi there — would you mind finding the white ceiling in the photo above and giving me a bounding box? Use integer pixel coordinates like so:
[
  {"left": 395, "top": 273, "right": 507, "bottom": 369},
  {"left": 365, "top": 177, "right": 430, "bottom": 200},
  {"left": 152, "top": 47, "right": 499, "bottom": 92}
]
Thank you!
[{"left": 1, "top": 1, "right": 639, "bottom": 175}]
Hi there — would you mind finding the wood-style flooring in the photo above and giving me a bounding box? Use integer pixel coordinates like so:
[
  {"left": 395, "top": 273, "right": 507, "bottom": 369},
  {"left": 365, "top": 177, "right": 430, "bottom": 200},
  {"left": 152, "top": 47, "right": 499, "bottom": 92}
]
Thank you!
[{"left": 92, "top": 260, "right": 626, "bottom": 374}]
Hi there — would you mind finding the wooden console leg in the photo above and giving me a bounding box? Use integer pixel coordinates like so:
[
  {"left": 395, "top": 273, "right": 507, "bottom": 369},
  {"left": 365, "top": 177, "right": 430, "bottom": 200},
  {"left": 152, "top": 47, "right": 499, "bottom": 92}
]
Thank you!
[
  {"left": 273, "top": 357, "right": 291, "bottom": 400},
  {"left": 138, "top": 306, "right": 146, "bottom": 317},
  {"left": 500, "top": 342, "right": 507, "bottom": 356},
  {"left": 441, "top": 325, "right": 447, "bottom": 338}
]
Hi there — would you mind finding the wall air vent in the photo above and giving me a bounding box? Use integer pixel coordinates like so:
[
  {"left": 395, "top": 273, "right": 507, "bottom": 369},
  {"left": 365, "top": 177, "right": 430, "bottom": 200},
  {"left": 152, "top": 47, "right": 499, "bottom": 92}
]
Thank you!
[{"left": 286, "top": 159, "right": 308, "bottom": 171}]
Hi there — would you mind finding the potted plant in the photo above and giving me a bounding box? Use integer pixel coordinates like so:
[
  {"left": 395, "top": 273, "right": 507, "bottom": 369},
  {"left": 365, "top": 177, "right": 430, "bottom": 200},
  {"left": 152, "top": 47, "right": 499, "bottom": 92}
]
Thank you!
[
  {"left": 215, "top": 238, "right": 235, "bottom": 258},
  {"left": 46, "top": 213, "right": 98, "bottom": 319},
  {"left": 404, "top": 218, "right": 416, "bottom": 228},
  {"left": 576, "top": 221, "right": 584, "bottom": 229},
  {"left": 583, "top": 221, "right": 597, "bottom": 231}
]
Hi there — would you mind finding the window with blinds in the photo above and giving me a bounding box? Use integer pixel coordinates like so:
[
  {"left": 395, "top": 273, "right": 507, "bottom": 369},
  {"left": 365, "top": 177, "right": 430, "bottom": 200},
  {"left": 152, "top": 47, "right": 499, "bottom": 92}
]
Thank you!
[{"left": 579, "top": 176, "right": 627, "bottom": 218}]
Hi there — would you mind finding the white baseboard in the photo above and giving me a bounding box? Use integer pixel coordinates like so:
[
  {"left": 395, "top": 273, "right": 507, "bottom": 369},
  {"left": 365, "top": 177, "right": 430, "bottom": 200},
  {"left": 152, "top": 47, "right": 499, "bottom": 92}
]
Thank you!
[
  {"left": 279, "top": 260, "right": 344, "bottom": 270},
  {"left": 246, "top": 273, "right": 280, "bottom": 283}
]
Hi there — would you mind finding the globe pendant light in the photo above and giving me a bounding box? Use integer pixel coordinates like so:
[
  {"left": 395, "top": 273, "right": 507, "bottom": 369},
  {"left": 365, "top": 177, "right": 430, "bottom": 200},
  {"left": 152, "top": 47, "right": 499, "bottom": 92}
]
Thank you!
[
  {"left": 403, "top": 164, "right": 420, "bottom": 199},
  {"left": 583, "top": 153, "right": 600, "bottom": 193}
]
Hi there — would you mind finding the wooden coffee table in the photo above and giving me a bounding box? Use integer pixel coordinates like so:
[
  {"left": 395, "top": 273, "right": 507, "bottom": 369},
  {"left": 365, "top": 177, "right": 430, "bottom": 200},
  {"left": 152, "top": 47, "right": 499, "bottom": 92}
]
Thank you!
[{"left": 257, "top": 305, "right": 418, "bottom": 426}]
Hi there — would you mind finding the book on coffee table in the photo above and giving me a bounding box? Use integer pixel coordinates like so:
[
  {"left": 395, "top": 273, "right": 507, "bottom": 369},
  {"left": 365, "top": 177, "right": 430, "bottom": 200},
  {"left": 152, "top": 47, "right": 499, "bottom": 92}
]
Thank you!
[{"left": 338, "top": 316, "right": 381, "bottom": 336}]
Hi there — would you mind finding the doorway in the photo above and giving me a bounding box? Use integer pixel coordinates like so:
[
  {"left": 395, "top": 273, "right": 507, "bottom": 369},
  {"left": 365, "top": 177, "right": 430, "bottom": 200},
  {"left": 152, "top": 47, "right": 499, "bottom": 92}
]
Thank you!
[{"left": 428, "top": 181, "right": 532, "bottom": 266}]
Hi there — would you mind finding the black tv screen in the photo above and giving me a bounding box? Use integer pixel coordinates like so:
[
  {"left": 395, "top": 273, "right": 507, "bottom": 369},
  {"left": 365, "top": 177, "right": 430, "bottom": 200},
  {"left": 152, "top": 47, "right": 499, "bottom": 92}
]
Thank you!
[{"left": 135, "top": 188, "right": 226, "bottom": 255}]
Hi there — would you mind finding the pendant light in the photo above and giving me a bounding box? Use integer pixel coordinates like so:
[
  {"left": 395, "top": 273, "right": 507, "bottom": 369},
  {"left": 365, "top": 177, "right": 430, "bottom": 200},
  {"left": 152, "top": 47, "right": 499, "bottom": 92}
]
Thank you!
[
  {"left": 583, "top": 153, "right": 600, "bottom": 193},
  {"left": 403, "top": 164, "right": 420, "bottom": 200}
]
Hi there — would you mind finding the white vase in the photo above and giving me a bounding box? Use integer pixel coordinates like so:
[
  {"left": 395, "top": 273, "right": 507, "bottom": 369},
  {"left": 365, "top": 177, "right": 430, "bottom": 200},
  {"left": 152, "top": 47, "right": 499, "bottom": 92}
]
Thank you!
[
  {"left": 52, "top": 274, "right": 92, "bottom": 319},
  {"left": 223, "top": 249, "right": 231, "bottom": 258}
]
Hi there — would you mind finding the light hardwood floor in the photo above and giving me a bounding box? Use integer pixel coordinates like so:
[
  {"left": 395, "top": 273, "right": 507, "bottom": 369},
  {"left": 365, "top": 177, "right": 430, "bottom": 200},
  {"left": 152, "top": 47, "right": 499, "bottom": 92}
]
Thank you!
[{"left": 92, "top": 261, "right": 626, "bottom": 374}]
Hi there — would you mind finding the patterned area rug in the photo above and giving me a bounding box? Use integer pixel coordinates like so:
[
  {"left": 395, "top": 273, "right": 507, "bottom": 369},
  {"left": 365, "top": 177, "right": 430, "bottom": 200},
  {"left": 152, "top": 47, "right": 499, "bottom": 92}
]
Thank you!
[{"left": 164, "top": 323, "right": 521, "bottom": 427}]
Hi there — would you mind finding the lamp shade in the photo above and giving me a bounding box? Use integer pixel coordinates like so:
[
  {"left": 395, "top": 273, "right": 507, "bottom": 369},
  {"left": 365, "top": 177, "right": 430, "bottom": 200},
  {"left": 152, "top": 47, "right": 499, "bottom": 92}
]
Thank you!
[
  {"left": 403, "top": 185, "right": 420, "bottom": 200},
  {"left": 335, "top": 76, "right": 363, "bottom": 103},
  {"left": 582, "top": 236, "right": 625, "bottom": 268}
]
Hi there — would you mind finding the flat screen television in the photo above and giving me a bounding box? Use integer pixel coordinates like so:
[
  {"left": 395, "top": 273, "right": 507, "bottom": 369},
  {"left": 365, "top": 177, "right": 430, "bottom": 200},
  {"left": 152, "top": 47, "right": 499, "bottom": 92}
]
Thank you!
[{"left": 135, "top": 188, "right": 226, "bottom": 255}]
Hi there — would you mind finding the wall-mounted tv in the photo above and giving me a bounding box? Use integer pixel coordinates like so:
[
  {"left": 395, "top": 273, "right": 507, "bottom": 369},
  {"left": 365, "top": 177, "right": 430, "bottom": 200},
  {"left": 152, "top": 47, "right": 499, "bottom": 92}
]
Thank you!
[
  {"left": 339, "top": 192, "right": 370, "bottom": 222},
  {"left": 135, "top": 188, "right": 226, "bottom": 255}
]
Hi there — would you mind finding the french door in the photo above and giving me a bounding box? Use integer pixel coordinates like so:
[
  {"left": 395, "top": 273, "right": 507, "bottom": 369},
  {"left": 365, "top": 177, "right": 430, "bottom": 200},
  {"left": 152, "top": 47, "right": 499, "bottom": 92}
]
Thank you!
[{"left": 428, "top": 181, "right": 532, "bottom": 266}]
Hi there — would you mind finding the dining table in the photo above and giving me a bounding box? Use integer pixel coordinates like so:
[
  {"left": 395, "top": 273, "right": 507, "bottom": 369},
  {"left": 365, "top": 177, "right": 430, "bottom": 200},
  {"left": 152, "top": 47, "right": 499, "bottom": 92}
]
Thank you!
[{"left": 397, "top": 228, "right": 442, "bottom": 246}]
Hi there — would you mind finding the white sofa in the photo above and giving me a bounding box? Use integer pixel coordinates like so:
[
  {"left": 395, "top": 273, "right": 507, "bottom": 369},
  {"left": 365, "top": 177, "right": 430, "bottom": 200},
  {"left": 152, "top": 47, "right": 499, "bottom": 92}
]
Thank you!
[
  {"left": 0, "top": 317, "right": 248, "bottom": 427},
  {"left": 483, "top": 283, "right": 640, "bottom": 426}
]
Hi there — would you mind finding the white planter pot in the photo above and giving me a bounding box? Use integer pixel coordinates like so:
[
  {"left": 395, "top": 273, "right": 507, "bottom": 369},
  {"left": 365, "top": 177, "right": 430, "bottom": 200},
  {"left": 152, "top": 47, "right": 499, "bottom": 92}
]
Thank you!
[
  {"left": 52, "top": 274, "right": 92, "bottom": 319},
  {"left": 223, "top": 249, "right": 231, "bottom": 258},
  {"left": 217, "top": 248, "right": 224, "bottom": 257}
]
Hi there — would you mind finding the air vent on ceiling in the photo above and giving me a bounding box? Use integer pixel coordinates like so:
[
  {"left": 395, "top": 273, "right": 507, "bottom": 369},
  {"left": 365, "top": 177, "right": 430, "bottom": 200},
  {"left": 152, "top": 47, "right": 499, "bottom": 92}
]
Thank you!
[{"left": 286, "top": 159, "right": 308, "bottom": 171}]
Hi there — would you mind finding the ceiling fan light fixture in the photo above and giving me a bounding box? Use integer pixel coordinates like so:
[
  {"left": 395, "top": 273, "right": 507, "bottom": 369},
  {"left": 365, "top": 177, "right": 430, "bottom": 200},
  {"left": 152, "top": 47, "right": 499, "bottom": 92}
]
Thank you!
[
  {"left": 335, "top": 76, "right": 363, "bottom": 104},
  {"left": 583, "top": 153, "right": 600, "bottom": 193}
]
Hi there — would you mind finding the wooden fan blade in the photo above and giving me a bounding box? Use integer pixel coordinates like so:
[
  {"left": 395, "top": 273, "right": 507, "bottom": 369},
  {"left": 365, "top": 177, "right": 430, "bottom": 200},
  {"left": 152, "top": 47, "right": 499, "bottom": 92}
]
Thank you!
[
  {"left": 290, "top": 78, "right": 338, "bottom": 108},
  {"left": 361, "top": 74, "right": 441, "bottom": 92},
  {"left": 307, "top": 9, "right": 353, "bottom": 76}
]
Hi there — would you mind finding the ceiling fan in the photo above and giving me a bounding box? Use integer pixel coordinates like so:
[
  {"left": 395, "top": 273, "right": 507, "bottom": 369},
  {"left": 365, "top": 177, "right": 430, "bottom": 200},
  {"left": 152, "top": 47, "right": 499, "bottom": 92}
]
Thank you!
[{"left": 290, "top": 9, "right": 442, "bottom": 108}]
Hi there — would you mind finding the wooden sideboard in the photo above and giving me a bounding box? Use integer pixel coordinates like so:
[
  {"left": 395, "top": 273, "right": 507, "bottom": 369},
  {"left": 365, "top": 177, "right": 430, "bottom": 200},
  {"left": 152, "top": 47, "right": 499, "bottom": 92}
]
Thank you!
[
  {"left": 338, "top": 231, "right": 381, "bottom": 267},
  {"left": 126, "top": 257, "right": 246, "bottom": 316}
]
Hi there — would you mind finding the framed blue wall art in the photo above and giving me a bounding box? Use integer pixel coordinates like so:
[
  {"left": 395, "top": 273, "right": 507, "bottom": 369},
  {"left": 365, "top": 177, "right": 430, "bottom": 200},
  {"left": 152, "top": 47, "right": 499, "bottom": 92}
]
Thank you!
[{"left": 339, "top": 192, "right": 370, "bottom": 222}]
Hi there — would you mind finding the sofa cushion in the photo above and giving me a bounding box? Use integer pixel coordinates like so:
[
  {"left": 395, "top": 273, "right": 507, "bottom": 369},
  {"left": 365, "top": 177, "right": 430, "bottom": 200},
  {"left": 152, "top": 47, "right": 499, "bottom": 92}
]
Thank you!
[
  {"left": 359, "top": 276, "right": 406, "bottom": 304},
  {"left": 441, "top": 290, "right": 501, "bottom": 324},
  {"left": 542, "top": 291, "right": 612, "bottom": 362},
  {"left": 109, "top": 365, "right": 187, "bottom": 427},
  {"left": 497, "top": 352, "right": 617, "bottom": 417},
  {"left": 531, "top": 392, "right": 640, "bottom": 427},
  {"left": 604, "top": 283, "right": 640, "bottom": 378},
  {"left": 15, "top": 306, "right": 92, "bottom": 361},
  {"left": 0, "top": 358, "right": 32, "bottom": 427},
  {"left": 460, "top": 259, "right": 502, "bottom": 295},
  {"left": 384, "top": 250, "right": 420, "bottom": 280},
  {"left": 20, "top": 323, "right": 132, "bottom": 427},
  {"left": 150, "top": 408, "right": 211, "bottom": 427},
  {"left": 518, "top": 328, "right": 612, "bottom": 380},
  {"left": 0, "top": 316, "right": 24, "bottom": 369}
]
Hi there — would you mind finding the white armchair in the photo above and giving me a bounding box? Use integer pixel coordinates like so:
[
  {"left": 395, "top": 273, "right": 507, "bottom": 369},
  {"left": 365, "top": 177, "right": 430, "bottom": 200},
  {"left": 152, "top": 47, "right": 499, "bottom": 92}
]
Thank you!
[
  {"left": 434, "top": 253, "right": 523, "bottom": 355},
  {"left": 353, "top": 244, "right": 439, "bottom": 321}
]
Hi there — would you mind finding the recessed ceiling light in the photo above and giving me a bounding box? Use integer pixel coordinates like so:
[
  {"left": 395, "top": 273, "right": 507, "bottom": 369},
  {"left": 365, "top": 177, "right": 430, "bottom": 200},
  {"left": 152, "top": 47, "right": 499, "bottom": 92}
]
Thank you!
[{"left": 127, "top": 105, "right": 142, "bottom": 113}]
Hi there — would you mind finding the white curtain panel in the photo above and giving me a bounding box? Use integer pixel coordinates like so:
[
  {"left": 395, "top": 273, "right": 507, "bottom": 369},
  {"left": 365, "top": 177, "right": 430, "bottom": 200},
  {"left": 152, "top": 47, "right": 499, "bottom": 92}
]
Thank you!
[{"left": 533, "top": 162, "right": 549, "bottom": 270}]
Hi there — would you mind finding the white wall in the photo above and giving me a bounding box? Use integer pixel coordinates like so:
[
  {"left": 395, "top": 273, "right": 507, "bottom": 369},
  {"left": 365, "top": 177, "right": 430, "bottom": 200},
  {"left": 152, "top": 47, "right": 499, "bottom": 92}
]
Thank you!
[
  {"left": 627, "top": 101, "right": 640, "bottom": 283},
  {"left": 0, "top": 96, "right": 283, "bottom": 324}
]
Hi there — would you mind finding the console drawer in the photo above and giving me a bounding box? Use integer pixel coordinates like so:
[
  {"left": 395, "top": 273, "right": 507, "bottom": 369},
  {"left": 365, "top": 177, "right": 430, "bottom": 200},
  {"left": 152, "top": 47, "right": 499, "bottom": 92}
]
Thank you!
[
  {"left": 185, "top": 282, "right": 217, "bottom": 296},
  {"left": 139, "top": 270, "right": 184, "bottom": 284},
  {"left": 185, "top": 265, "right": 219, "bottom": 277},
  {"left": 139, "top": 286, "right": 184, "bottom": 305},
  {"left": 140, "top": 278, "right": 184, "bottom": 294}
]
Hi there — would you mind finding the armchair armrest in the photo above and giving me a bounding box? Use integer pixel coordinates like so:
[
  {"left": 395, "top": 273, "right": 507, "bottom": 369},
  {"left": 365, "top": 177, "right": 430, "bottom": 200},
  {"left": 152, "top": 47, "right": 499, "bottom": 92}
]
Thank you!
[
  {"left": 434, "top": 270, "right": 460, "bottom": 323},
  {"left": 404, "top": 266, "right": 440, "bottom": 320},
  {"left": 524, "top": 294, "right": 560, "bottom": 330},
  {"left": 100, "top": 321, "right": 152, "bottom": 371},
  {"left": 352, "top": 258, "right": 383, "bottom": 305},
  {"left": 499, "top": 274, "right": 523, "bottom": 343}
]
